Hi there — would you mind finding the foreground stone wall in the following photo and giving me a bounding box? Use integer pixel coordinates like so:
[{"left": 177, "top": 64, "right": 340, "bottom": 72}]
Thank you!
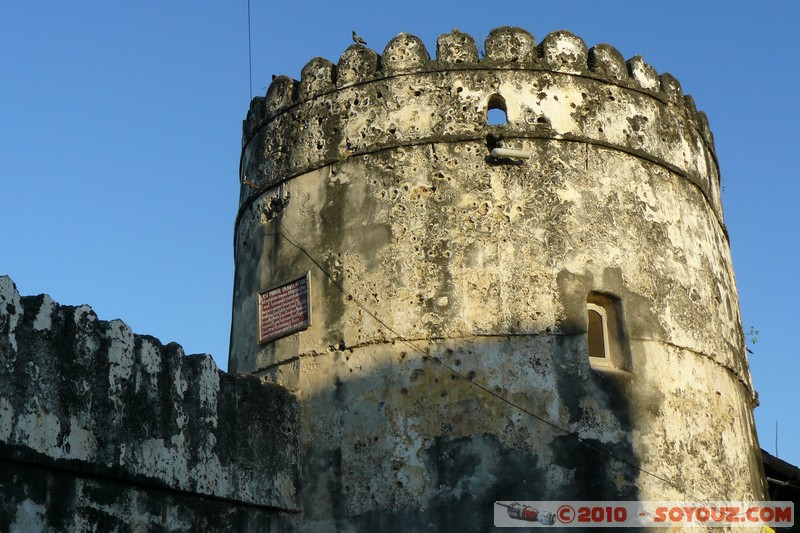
[
  {"left": 231, "top": 28, "right": 766, "bottom": 530},
  {"left": 0, "top": 276, "right": 298, "bottom": 532}
]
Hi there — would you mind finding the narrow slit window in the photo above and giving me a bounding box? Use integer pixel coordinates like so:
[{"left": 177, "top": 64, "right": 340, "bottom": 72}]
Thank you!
[
  {"left": 587, "top": 303, "right": 608, "bottom": 359},
  {"left": 487, "top": 94, "right": 508, "bottom": 125}
]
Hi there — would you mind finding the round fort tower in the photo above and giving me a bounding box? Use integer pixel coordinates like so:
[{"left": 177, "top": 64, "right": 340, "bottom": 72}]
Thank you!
[{"left": 230, "top": 28, "right": 766, "bottom": 530}]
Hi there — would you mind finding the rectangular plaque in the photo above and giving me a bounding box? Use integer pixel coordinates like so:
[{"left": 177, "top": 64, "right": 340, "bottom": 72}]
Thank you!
[{"left": 258, "top": 272, "right": 311, "bottom": 344}]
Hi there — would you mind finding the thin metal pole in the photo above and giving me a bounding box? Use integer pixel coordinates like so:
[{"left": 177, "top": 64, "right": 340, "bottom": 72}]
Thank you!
[{"left": 247, "top": 0, "right": 253, "bottom": 100}]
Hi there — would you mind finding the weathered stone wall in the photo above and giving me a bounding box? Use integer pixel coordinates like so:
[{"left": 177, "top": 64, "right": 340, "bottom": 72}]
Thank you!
[
  {"left": 231, "top": 28, "right": 766, "bottom": 531},
  {"left": 0, "top": 276, "right": 298, "bottom": 532}
]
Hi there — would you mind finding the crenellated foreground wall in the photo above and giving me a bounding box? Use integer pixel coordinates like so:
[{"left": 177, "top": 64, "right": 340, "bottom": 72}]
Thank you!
[{"left": 0, "top": 276, "right": 298, "bottom": 532}]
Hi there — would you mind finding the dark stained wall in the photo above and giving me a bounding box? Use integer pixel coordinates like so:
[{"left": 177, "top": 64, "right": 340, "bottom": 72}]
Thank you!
[{"left": 0, "top": 276, "right": 299, "bottom": 532}]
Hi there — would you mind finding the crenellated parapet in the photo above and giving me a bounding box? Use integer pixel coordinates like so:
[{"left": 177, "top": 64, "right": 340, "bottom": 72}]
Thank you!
[{"left": 241, "top": 27, "right": 720, "bottom": 223}]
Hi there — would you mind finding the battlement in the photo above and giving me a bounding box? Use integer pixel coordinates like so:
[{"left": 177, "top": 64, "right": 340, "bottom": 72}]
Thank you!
[
  {"left": 240, "top": 27, "right": 721, "bottom": 221},
  {"left": 245, "top": 28, "right": 712, "bottom": 137}
]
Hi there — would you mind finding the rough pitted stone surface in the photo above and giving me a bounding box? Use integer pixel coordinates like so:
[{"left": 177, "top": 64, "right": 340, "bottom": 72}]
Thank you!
[
  {"left": 298, "top": 57, "right": 335, "bottom": 100},
  {"left": 588, "top": 43, "right": 628, "bottom": 82},
  {"left": 0, "top": 276, "right": 298, "bottom": 532},
  {"left": 436, "top": 29, "right": 479, "bottom": 65},
  {"left": 382, "top": 33, "right": 430, "bottom": 74},
  {"left": 241, "top": 28, "right": 721, "bottom": 222},
  {"left": 539, "top": 30, "right": 588, "bottom": 74},
  {"left": 231, "top": 28, "right": 765, "bottom": 531},
  {"left": 336, "top": 44, "right": 380, "bottom": 87},
  {"left": 628, "top": 55, "right": 660, "bottom": 90},
  {"left": 483, "top": 26, "right": 536, "bottom": 63},
  {"left": 264, "top": 76, "right": 296, "bottom": 116}
]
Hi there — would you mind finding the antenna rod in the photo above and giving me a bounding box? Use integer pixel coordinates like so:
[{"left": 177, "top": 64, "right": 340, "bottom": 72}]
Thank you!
[{"left": 247, "top": 0, "right": 253, "bottom": 100}]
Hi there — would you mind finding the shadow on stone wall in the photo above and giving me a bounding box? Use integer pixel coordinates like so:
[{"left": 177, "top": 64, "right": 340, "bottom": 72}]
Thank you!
[{"left": 287, "top": 334, "right": 641, "bottom": 532}]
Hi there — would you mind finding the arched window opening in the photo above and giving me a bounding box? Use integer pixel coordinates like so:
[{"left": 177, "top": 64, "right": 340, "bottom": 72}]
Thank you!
[
  {"left": 487, "top": 94, "right": 508, "bottom": 125},
  {"left": 587, "top": 292, "right": 629, "bottom": 371}
]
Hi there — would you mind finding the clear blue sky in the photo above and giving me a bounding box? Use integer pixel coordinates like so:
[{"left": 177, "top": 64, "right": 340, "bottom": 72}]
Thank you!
[{"left": 2, "top": 2, "right": 798, "bottom": 467}]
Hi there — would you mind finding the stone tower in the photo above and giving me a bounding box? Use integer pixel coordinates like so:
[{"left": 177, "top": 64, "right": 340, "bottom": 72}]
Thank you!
[{"left": 230, "top": 27, "right": 766, "bottom": 530}]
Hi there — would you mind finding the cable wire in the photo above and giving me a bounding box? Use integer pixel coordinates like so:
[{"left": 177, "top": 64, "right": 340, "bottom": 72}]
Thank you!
[{"left": 246, "top": 0, "right": 253, "bottom": 101}]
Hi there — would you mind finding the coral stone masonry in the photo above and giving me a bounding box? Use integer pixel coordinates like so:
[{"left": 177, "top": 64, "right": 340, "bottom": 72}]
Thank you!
[{"left": 231, "top": 27, "right": 765, "bottom": 531}]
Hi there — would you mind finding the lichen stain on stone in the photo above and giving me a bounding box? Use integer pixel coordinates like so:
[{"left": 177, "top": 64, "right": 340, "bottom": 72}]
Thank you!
[
  {"left": 32, "top": 294, "right": 55, "bottom": 331},
  {"left": 13, "top": 411, "right": 61, "bottom": 456},
  {"left": 0, "top": 276, "right": 21, "bottom": 353}
]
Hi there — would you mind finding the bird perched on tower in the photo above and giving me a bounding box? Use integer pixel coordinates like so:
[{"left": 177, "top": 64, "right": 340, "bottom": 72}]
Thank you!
[{"left": 352, "top": 31, "right": 367, "bottom": 45}]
